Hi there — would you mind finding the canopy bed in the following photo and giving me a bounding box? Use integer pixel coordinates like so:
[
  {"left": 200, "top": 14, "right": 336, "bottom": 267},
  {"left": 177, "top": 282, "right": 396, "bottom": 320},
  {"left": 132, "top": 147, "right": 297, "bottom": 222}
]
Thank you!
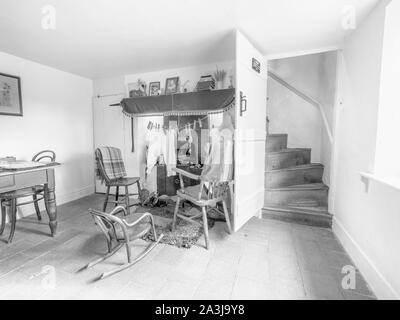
[
  {"left": 105, "top": 88, "right": 236, "bottom": 250},
  {"left": 115, "top": 88, "right": 236, "bottom": 197}
]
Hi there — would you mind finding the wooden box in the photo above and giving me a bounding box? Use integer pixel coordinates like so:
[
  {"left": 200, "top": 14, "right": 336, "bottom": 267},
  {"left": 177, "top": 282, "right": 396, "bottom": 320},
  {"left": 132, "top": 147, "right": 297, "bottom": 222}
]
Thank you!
[{"left": 157, "top": 165, "right": 202, "bottom": 196}]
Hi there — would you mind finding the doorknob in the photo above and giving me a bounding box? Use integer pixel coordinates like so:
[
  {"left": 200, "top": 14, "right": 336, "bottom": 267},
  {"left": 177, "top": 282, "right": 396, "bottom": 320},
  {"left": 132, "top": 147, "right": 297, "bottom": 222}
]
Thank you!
[{"left": 240, "top": 91, "right": 247, "bottom": 117}]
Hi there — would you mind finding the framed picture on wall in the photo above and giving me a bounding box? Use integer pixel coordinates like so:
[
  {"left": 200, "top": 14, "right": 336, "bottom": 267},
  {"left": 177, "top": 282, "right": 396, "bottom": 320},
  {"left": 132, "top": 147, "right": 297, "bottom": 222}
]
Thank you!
[
  {"left": 0, "top": 73, "right": 23, "bottom": 117},
  {"left": 149, "top": 82, "right": 161, "bottom": 96},
  {"left": 165, "top": 77, "right": 179, "bottom": 95}
]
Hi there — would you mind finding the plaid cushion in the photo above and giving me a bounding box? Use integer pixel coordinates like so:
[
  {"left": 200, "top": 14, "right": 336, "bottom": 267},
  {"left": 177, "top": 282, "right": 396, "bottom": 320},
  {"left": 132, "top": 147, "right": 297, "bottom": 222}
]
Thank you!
[{"left": 96, "top": 147, "right": 127, "bottom": 181}]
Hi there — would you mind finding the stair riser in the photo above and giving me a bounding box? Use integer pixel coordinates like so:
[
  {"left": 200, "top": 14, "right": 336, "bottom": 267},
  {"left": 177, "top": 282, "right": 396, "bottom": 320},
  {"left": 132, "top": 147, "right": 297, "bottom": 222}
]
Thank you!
[
  {"left": 265, "top": 167, "right": 323, "bottom": 188},
  {"left": 266, "top": 135, "right": 288, "bottom": 152},
  {"left": 265, "top": 189, "right": 328, "bottom": 207},
  {"left": 262, "top": 209, "right": 332, "bottom": 228},
  {"left": 266, "top": 150, "right": 311, "bottom": 170}
]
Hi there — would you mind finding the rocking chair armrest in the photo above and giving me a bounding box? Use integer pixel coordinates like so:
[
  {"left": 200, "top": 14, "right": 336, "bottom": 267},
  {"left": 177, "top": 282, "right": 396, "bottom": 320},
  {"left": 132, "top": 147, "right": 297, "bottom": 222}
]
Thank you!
[
  {"left": 89, "top": 207, "right": 126, "bottom": 225},
  {"left": 109, "top": 205, "right": 128, "bottom": 217},
  {"left": 122, "top": 212, "right": 153, "bottom": 228},
  {"left": 122, "top": 212, "right": 161, "bottom": 242}
]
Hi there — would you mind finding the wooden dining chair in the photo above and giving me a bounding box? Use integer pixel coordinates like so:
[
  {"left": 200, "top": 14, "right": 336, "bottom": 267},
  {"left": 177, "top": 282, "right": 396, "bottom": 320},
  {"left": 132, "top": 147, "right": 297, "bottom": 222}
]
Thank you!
[
  {"left": 95, "top": 148, "right": 141, "bottom": 213},
  {"left": 172, "top": 168, "right": 233, "bottom": 250},
  {"left": 0, "top": 150, "right": 56, "bottom": 243},
  {"left": 95, "top": 147, "right": 141, "bottom": 213},
  {"left": 84, "top": 205, "right": 164, "bottom": 280}
]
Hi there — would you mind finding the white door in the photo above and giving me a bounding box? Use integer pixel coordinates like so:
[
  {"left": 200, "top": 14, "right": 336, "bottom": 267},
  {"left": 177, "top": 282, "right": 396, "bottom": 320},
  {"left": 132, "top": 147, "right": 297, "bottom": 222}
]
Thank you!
[
  {"left": 93, "top": 94, "right": 125, "bottom": 193},
  {"left": 234, "top": 31, "right": 267, "bottom": 231}
]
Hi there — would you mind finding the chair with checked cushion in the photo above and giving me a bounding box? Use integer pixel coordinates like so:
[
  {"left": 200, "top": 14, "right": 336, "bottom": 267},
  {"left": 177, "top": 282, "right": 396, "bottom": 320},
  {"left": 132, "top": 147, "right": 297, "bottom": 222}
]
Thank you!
[{"left": 95, "top": 147, "right": 141, "bottom": 213}]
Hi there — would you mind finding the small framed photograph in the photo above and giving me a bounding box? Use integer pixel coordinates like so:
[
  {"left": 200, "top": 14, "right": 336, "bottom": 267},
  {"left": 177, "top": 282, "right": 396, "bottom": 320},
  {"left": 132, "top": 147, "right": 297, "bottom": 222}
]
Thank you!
[
  {"left": 165, "top": 77, "right": 179, "bottom": 95},
  {"left": 252, "top": 58, "right": 261, "bottom": 74},
  {"left": 0, "top": 73, "right": 23, "bottom": 117},
  {"left": 149, "top": 82, "right": 161, "bottom": 96},
  {"left": 128, "top": 79, "right": 147, "bottom": 97}
]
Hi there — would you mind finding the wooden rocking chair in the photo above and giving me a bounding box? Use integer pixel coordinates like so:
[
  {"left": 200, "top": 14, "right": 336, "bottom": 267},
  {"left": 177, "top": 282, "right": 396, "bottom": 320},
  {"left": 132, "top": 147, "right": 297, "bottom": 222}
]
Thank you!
[
  {"left": 172, "top": 168, "right": 233, "bottom": 250},
  {"left": 84, "top": 205, "right": 163, "bottom": 280}
]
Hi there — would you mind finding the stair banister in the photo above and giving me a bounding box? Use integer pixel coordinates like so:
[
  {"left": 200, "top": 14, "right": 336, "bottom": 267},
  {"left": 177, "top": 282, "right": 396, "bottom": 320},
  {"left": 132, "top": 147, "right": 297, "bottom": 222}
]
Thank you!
[{"left": 267, "top": 70, "right": 333, "bottom": 144}]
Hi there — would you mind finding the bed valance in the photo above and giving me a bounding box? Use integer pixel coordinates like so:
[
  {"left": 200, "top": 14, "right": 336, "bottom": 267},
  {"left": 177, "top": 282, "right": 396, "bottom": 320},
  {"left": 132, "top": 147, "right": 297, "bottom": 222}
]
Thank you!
[{"left": 120, "top": 88, "right": 235, "bottom": 117}]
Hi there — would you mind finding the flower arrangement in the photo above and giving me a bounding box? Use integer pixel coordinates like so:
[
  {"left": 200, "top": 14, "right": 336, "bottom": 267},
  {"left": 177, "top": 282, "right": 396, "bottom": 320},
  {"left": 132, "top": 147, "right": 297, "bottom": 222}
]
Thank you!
[{"left": 213, "top": 67, "right": 227, "bottom": 82}]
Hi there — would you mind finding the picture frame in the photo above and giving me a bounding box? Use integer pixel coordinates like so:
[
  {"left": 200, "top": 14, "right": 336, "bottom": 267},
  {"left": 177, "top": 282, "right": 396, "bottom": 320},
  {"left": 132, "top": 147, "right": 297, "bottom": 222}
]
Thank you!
[
  {"left": 0, "top": 72, "right": 23, "bottom": 117},
  {"left": 165, "top": 77, "right": 179, "bottom": 95},
  {"left": 252, "top": 58, "right": 261, "bottom": 74},
  {"left": 149, "top": 82, "right": 161, "bottom": 96},
  {"left": 128, "top": 79, "right": 147, "bottom": 97}
]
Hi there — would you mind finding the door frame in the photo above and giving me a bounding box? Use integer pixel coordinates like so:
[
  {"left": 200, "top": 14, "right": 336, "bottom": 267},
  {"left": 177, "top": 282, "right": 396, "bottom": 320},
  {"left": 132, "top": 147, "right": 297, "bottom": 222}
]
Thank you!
[
  {"left": 265, "top": 47, "right": 343, "bottom": 217},
  {"left": 328, "top": 49, "right": 345, "bottom": 215}
]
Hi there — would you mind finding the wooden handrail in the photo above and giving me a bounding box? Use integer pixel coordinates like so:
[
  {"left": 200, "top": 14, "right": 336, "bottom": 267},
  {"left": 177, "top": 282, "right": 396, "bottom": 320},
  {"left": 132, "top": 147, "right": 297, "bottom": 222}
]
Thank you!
[{"left": 268, "top": 70, "right": 333, "bottom": 144}]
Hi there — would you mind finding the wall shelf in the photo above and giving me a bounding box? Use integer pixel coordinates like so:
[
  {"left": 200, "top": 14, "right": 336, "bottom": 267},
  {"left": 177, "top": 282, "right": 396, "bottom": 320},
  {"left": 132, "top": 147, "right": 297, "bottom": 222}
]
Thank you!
[
  {"left": 360, "top": 172, "right": 400, "bottom": 192},
  {"left": 118, "top": 88, "right": 235, "bottom": 117}
]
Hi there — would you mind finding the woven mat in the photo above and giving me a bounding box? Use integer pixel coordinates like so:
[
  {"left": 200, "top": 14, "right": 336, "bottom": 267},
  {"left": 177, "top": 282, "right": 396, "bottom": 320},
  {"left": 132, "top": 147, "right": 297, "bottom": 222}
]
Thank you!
[{"left": 137, "top": 201, "right": 218, "bottom": 249}]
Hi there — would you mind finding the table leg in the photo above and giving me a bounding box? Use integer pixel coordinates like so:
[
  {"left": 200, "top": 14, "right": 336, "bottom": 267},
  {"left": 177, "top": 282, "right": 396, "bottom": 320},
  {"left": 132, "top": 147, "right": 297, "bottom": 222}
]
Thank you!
[
  {"left": 44, "top": 169, "right": 57, "bottom": 236},
  {"left": 8, "top": 199, "right": 17, "bottom": 244}
]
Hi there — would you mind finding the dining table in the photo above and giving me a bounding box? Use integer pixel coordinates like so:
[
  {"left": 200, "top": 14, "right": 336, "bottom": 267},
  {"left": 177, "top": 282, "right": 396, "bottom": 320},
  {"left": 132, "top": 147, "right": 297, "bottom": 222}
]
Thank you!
[{"left": 0, "top": 162, "right": 61, "bottom": 237}]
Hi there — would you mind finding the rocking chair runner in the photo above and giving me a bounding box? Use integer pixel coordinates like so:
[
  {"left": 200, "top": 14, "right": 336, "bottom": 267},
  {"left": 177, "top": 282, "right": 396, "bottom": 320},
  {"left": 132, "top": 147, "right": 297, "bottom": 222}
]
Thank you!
[
  {"left": 85, "top": 205, "right": 164, "bottom": 280},
  {"left": 172, "top": 168, "right": 233, "bottom": 250}
]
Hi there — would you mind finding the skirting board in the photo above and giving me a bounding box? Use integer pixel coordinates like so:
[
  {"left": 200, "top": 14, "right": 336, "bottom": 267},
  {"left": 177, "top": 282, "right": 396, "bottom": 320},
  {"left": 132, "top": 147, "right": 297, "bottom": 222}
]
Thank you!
[
  {"left": 333, "top": 217, "right": 399, "bottom": 300},
  {"left": 57, "top": 184, "right": 95, "bottom": 205}
]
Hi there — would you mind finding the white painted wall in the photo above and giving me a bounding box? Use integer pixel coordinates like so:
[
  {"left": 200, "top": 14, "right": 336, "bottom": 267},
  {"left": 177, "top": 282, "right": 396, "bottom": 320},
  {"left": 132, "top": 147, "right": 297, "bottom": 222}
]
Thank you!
[
  {"left": 332, "top": 0, "right": 400, "bottom": 299},
  {"left": 92, "top": 76, "right": 126, "bottom": 194},
  {"left": 93, "top": 61, "right": 234, "bottom": 192},
  {"left": 267, "top": 52, "right": 337, "bottom": 185},
  {"left": 374, "top": 0, "right": 400, "bottom": 181},
  {"left": 0, "top": 51, "right": 94, "bottom": 218}
]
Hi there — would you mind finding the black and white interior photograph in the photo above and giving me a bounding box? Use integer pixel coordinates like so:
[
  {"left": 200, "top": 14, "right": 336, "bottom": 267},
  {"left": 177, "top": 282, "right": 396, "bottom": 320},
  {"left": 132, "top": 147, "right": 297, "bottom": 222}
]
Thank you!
[{"left": 0, "top": 0, "right": 399, "bottom": 304}]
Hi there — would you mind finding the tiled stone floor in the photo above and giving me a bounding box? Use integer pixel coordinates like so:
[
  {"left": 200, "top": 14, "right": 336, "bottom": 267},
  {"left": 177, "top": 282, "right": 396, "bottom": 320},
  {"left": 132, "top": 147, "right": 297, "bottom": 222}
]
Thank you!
[{"left": 0, "top": 194, "right": 376, "bottom": 300}]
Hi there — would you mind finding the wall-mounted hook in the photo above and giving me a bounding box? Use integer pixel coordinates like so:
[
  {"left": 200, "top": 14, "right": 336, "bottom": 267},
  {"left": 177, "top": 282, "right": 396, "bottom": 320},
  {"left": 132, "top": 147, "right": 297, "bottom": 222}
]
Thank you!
[{"left": 240, "top": 91, "right": 247, "bottom": 117}]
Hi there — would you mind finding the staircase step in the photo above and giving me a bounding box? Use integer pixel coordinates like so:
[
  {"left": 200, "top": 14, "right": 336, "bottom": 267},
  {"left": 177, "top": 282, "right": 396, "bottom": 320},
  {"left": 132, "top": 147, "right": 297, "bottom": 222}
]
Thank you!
[
  {"left": 287, "top": 199, "right": 320, "bottom": 207},
  {"left": 265, "top": 183, "right": 329, "bottom": 207},
  {"left": 266, "top": 148, "right": 311, "bottom": 170},
  {"left": 262, "top": 205, "right": 332, "bottom": 228},
  {"left": 266, "top": 134, "right": 288, "bottom": 152},
  {"left": 265, "top": 164, "right": 324, "bottom": 188}
]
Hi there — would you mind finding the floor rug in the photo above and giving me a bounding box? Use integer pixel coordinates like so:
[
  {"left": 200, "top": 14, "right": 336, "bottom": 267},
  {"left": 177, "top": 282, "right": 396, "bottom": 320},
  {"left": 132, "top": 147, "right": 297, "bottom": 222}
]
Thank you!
[{"left": 137, "top": 201, "right": 216, "bottom": 249}]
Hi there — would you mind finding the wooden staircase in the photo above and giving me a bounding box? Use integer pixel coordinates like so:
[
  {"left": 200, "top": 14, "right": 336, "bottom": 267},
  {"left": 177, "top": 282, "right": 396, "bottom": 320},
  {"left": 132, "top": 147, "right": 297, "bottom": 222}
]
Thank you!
[{"left": 262, "top": 134, "right": 333, "bottom": 228}]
